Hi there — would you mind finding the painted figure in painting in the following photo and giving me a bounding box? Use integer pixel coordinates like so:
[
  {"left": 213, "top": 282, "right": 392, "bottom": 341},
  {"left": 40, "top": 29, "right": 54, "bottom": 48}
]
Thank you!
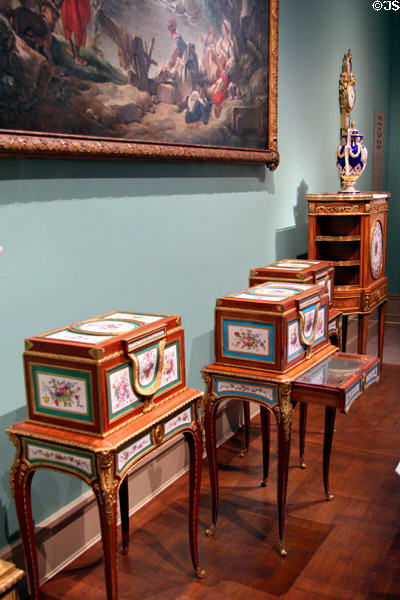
[
  {"left": 185, "top": 90, "right": 212, "bottom": 124},
  {"left": 161, "top": 18, "right": 187, "bottom": 76},
  {"left": 201, "top": 26, "right": 219, "bottom": 83},
  {"left": 156, "top": 17, "right": 200, "bottom": 108},
  {"left": 216, "top": 19, "right": 235, "bottom": 78},
  {"left": 211, "top": 51, "right": 227, "bottom": 118},
  {"left": 61, "top": 0, "right": 90, "bottom": 65}
]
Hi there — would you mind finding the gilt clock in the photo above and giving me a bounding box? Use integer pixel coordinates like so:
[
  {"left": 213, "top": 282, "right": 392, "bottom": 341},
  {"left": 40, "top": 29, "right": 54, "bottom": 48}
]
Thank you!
[{"left": 339, "top": 49, "right": 356, "bottom": 137}]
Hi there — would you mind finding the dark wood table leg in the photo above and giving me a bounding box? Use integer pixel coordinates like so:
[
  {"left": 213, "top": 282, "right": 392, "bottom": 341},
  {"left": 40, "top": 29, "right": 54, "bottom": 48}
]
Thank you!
[
  {"left": 276, "top": 384, "right": 292, "bottom": 556},
  {"left": 342, "top": 314, "right": 349, "bottom": 352},
  {"left": 323, "top": 406, "right": 336, "bottom": 501},
  {"left": 299, "top": 401, "right": 307, "bottom": 469},
  {"left": 260, "top": 405, "right": 270, "bottom": 486},
  {"left": 204, "top": 395, "right": 219, "bottom": 537},
  {"left": 94, "top": 453, "right": 119, "bottom": 600},
  {"left": 358, "top": 313, "right": 369, "bottom": 355},
  {"left": 10, "top": 454, "right": 40, "bottom": 600},
  {"left": 378, "top": 300, "right": 387, "bottom": 367},
  {"left": 184, "top": 423, "right": 205, "bottom": 578},
  {"left": 119, "top": 476, "right": 129, "bottom": 555},
  {"left": 240, "top": 401, "right": 250, "bottom": 457}
]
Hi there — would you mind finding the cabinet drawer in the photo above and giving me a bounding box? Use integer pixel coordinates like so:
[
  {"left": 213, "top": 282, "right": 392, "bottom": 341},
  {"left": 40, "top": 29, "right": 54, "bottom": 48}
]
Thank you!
[{"left": 292, "top": 352, "right": 379, "bottom": 413}]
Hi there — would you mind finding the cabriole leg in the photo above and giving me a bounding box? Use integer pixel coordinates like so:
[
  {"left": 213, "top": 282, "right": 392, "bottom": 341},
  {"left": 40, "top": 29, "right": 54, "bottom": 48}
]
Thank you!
[
  {"left": 93, "top": 453, "right": 119, "bottom": 600},
  {"left": 184, "top": 423, "right": 205, "bottom": 578},
  {"left": 299, "top": 402, "right": 307, "bottom": 469},
  {"left": 260, "top": 406, "right": 270, "bottom": 486},
  {"left": 275, "top": 383, "right": 293, "bottom": 556},
  {"left": 119, "top": 476, "right": 129, "bottom": 555},
  {"left": 323, "top": 406, "right": 336, "bottom": 501},
  {"left": 240, "top": 401, "right": 250, "bottom": 457},
  {"left": 204, "top": 394, "right": 219, "bottom": 537},
  {"left": 10, "top": 452, "right": 40, "bottom": 600}
]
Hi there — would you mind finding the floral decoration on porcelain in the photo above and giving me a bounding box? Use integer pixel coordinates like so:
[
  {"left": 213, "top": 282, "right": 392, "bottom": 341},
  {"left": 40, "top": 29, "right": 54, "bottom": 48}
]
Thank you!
[
  {"left": 109, "top": 367, "right": 138, "bottom": 414},
  {"left": 287, "top": 321, "right": 302, "bottom": 358},
  {"left": 137, "top": 348, "right": 158, "bottom": 386},
  {"left": 303, "top": 308, "right": 316, "bottom": 339},
  {"left": 315, "top": 308, "right": 325, "bottom": 340},
  {"left": 117, "top": 433, "right": 152, "bottom": 472},
  {"left": 160, "top": 344, "right": 178, "bottom": 388},
  {"left": 45, "top": 330, "right": 112, "bottom": 344},
  {"left": 78, "top": 320, "right": 137, "bottom": 334},
  {"left": 216, "top": 380, "right": 275, "bottom": 403},
  {"left": 229, "top": 326, "right": 268, "bottom": 355},
  {"left": 164, "top": 408, "right": 192, "bottom": 435},
  {"left": 38, "top": 374, "right": 87, "bottom": 413},
  {"left": 27, "top": 443, "right": 92, "bottom": 475}
]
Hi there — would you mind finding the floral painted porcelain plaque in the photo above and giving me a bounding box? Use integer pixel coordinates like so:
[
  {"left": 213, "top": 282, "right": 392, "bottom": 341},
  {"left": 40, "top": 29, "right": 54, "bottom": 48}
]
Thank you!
[
  {"left": 76, "top": 320, "right": 139, "bottom": 335},
  {"left": 108, "top": 366, "right": 140, "bottom": 416},
  {"left": 214, "top": 377, "right": 277, "bottom": 405},
  {"left": 223, "top": 319, "right": 274, "bottom": 362},
  {"left": 32, "top": 366, "right": 93, "bottom": 423},
  {"left": 26, "top": 441, "right": 94, "bottom": 478}
]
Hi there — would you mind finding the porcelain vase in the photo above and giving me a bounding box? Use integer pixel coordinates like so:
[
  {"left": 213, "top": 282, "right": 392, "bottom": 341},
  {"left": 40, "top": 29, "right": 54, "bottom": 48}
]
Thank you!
[{"left": 336, "top": 124, "right": 368, "bottom": 193}]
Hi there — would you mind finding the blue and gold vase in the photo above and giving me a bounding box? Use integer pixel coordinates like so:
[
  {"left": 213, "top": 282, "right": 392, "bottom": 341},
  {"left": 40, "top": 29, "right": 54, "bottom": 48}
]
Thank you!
[{"left": 336, "top": 122, "right": 368, "bottom": 193}]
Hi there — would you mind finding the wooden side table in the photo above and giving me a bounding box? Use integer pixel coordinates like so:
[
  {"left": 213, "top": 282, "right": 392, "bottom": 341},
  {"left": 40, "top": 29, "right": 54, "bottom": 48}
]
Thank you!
[
  {"left": 307, "top": 192, "right": 389, "bottom": 365},
  {"left": 240, "top": 308, "right": 343, "bottom": 469},
  {"left": 0, "top": 559, "right": 24, "bottom": 599},
  {"left": 202, "top": 349, "right": 379, "bottom": 556},
  {"left": 8, "top": 387, "right": 205, "bottom": 600}
]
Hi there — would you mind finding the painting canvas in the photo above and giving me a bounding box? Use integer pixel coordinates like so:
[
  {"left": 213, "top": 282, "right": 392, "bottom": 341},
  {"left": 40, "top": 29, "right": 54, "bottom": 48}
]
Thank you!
[{"left": 0, "top": 0, "right": 279, "bottom": 165}]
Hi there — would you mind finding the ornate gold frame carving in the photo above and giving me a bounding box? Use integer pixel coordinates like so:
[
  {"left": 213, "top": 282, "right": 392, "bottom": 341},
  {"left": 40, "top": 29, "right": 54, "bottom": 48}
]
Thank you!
[
  {"left": 0, "top": 0, "right": 279, "bottom": 168},
  {"left": 370, "top": 200, "right": 388, "bottom": 212},
  {"left": 314, "top": 205, "right": 361, "bottom": 214}
]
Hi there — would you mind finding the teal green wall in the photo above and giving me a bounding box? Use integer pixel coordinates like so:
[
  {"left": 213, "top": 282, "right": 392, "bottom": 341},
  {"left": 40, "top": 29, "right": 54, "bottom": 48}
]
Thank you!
[
  {"left": 0, "top": 1, "right": 394, "bottom": 549},
  {"left": 388, "top": 16, "right": 400, "bottom": 293}
]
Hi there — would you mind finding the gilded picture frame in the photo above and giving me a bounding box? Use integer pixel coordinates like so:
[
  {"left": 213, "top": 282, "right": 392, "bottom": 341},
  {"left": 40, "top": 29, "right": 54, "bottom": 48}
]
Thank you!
[{"left": 0, "top": 0, "right": 279, "bottom": 167}]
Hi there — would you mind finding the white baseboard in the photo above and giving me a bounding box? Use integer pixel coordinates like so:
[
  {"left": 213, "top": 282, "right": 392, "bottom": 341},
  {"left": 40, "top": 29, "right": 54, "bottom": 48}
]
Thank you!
[{"left": 0, "top": 399, "right": 258, "bottom": 592}]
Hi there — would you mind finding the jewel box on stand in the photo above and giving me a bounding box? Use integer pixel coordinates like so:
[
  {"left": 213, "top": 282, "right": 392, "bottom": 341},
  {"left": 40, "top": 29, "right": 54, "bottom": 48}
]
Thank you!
[
  {"left": 23, "top": 311, "right": 186, "bottom": 436},
  {"left": 249, "top": 259, "right": 334, "bottom": 306},
  {"left": 214, "top": 281, "right": 330, "bottom": 373}
]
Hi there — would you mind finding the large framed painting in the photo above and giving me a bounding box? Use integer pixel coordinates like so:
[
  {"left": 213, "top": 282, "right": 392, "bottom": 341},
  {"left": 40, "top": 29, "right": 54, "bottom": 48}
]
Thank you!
[{"left": 0, "top": 0, "right": 279, "bottom": 167}]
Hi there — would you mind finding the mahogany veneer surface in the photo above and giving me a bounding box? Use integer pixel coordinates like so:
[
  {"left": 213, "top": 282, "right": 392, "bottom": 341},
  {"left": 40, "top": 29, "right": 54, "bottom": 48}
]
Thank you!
[{"left": 39, "top": 365, "right": 400, "bottom": 600}]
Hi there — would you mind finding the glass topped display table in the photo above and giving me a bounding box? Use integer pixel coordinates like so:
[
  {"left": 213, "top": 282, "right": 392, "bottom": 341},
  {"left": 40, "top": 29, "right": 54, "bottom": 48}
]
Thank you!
[
  {"left": 201, "top": 348, "right": 379, "bottom": 556},
  {"left": 8, "top": 387, "right": 205, "bottom": 600}
]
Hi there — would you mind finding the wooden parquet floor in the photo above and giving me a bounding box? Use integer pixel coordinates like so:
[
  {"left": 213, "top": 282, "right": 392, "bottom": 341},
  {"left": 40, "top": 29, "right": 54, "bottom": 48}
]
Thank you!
[{"left": 40, "top": 364, "right": 400, "bottom": 600}]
